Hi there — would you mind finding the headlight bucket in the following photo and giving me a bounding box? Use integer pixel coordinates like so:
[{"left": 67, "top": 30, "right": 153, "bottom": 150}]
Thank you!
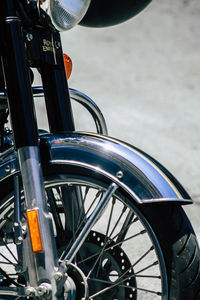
[{"left": 79, "top": 0, "right": 152, "bottom": 28}]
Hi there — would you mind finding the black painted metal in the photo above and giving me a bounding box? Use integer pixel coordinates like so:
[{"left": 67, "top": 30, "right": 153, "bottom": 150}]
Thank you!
[
  {"left": 80, "top": 0, "right": 152, "bottom": 28},
  {"left": 25, "top": 25, "right": 75, "bottom": 133},
  {"left": 1, "top": 2, "right": 38, "bottom": 149},
  {"left": 1, "top": 0, "right": 75, "bottom": 149},
  {"left": 0, "top": 0, "right": 15, "bottom": 18},
  {"left": 41, "top": 62, "right": 75, "bottom": 133},
  {"left": 40, "top": 29, "right": 75, "bottom": 133}
]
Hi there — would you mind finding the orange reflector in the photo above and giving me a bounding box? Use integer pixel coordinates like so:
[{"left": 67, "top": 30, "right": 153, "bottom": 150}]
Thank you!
[
  {"left": 63, "top": 54, "right": 72, "bottom": 79},
  {"left": 26, "top": 209, "right": 43, "bottom": 253}
]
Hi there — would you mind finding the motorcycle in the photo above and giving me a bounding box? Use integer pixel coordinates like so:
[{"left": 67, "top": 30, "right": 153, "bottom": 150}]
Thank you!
[{"left": 0, "top": 0, "right": 199, "bottom": 299}]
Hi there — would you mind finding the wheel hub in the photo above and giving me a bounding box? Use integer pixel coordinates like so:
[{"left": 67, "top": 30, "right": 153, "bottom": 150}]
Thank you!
[{"left": 64, "top": 263, "right": 88, "bottom": 300}]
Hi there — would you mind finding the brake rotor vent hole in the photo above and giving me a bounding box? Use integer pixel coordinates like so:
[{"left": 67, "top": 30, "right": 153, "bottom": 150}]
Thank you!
[{"left": 102, "top": 258, "right": 112, "bottom": 271}]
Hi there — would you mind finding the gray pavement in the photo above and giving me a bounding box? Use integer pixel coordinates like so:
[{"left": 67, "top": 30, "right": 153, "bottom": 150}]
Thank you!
[{"left": 34, "top": 0, "right": 200, "bottom": 240}]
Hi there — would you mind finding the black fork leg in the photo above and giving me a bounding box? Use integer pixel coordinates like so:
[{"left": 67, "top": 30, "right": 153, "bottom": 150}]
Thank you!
[
  {"left": 41, "top": 63, "right": 75, "bottom": 133},
  {"left": 1, "top": 3, "right": 60, "bottom": 297},
  {"left": 2, "top": 16, "right": 38, "bottom": 148}
]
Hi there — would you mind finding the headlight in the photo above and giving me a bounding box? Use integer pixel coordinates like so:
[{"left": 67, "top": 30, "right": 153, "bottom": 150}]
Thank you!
[{"left": 41, "top": 0, "right": 91, "bottom": 31}]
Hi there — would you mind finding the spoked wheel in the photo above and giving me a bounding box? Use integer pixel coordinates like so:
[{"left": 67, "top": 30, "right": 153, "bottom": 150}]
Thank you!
[
  {"left": 52, "top": 176, "right": 167, "bottom": 300},
  {"left": 0, "top": 171, "right": 200, "bottom": 299}
]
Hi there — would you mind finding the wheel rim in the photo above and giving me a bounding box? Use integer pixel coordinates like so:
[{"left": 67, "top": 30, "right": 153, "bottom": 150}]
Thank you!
[{"left": 0, "top": 175, "right": 168, "bottom": 299}]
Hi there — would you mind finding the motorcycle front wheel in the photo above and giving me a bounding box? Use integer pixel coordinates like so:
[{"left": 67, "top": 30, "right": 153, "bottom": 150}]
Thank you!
[{"left": 0, "top": 168, "right": 200, "bottom": 299}]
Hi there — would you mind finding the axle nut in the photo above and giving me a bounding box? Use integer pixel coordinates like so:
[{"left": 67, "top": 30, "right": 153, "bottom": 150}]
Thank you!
[
  {"left": 36, "top": 283, "right": 51, "bottom": 296},
  {"left": 54, "top": 271, "right": 63, "bottom": 281}
]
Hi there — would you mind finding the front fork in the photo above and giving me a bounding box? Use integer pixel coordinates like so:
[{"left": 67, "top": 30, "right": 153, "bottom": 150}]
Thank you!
[
  {"left": 0, "top": 1, "right": 112, "bottom": 298},
  {"left": 18, "top": 147, "right": 59, "bottom": 298},
  {"left": 0, "top": 3, "right": 67, "bottom": 297}
]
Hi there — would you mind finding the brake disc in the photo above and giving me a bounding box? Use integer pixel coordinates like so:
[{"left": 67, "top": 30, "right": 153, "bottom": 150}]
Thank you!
[{"left": 77, "top": 231, "right": 137, "bottom": 300}]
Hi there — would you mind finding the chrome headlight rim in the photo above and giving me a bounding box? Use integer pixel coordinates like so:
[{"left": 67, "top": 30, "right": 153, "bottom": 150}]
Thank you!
[{"left": 41, "top": 0, "right": 91, "bottom": 31}]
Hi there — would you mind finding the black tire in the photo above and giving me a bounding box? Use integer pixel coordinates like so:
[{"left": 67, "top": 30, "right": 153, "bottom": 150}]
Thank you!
[
  {"left": 0, "top": 170, "right": 199, "bottom": 299},
  {"left": 139, "top": 202, "right": 200, "bottom": 300}
]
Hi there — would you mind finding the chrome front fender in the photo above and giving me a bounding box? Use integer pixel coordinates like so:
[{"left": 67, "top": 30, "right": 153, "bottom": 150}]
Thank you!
[{"left": 40, "top": 132, "right": 192, "bottom": 204}]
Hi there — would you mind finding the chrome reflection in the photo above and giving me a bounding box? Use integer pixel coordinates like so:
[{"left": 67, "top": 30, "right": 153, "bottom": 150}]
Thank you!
[{"left": 33, "top": 86, "right": 108, "bottom": 135}]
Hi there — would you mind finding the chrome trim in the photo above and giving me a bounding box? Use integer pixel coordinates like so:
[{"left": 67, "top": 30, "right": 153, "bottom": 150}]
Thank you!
[
  {"left": 18, "top": 146, "right": 58, "bottom": 295},
  {"left": 0, "top": 132, "right": 192, "bottom": 205},
  {"left": 69, "top": 88, "right": 108, "bottom": 135},
  {"left": 33, "top": 86, "right": 108, "bottom": 135},
  {"left": 50, "top": 159, "right": 142, "bottom": 204},
  {"left": 0, "top": 146, "right": 15, "bottom": 160},
  {"left": 0, "top": 287, "right": 25, "bottom": 296},
  {"left": 0, "top": 91, "right": 8, "bottom": 109},
  {"left": 0, "top": 91, "right": 7, "bottom": 99},
  {"left": 40, "top": 132, "right": 192, "bottom": 204}
]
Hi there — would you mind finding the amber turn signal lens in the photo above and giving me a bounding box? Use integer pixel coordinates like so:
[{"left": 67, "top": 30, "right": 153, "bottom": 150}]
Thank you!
[
  {"left": 26, "top": 209, "right": 43, "bottom": 253},
  {"left": 63, "top": 53, "right": 72, "bottom": 79}
]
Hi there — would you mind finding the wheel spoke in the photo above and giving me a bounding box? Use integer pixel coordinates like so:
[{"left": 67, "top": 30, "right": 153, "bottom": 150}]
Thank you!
[
  {"left": 0, "top": 252, "right": 16, "bottom": 266},
  {"left": 135, "top": 260, "right": 159, "bottom": 275},
  {"left": 88, "top": 277, "right": 162, "bottom": 296},
  {"left": 106, "top": 203, "right": 127, "bottom": 239},
  {"left": 90, "top": 273, "right": 161, "bottom": 280},
  {"left": 0, "top": 267, "right": 22, "bottom": 287},
  {"left": 115, "top": 210, "right": 135, "bottom": 244},
  {"left": 77, "top": 229, "right": 146, "bottom": 265},
  {"left": 78, "top": 204, "right": 139, "bottom": 268},
  {"left": 0, "top": 261, "right": 16, "bottom": 265},
  {"left": 76, "top": 186, "right": 89, "bottom": 227},
  {"left": 77, "top": 189, "right": 103, "bottom": 230},
  {"left": 87, "top": 246, "right": 155, "bottom": 298},
  {"left": 118, "top": 284, "right": 162, "bottom": 296},
  {"left": 117, "top": 246, "right": 154, "bottom": 281},
  {"left": 0, "top": 178, "right": 168, "bottom": 299},
  {"left": 90, "top": 197, "right": 117, "bottom": 277},
  {"left": 1, "top": 240, "right": 18, "bottom": 264}
]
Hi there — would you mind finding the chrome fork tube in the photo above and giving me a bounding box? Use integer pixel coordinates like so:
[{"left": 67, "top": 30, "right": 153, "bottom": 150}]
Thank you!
[{"left": 18, "top": 146, "right": 58, "bottom": 298}]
